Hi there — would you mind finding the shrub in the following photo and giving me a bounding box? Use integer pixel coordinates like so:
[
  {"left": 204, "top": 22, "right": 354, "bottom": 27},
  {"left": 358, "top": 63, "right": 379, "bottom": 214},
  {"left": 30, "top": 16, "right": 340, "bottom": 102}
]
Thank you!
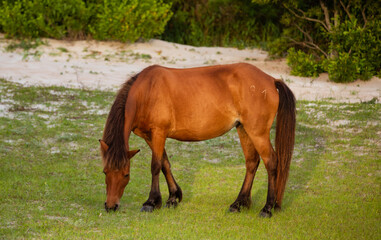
[
  {"left": 161, "top": 0, "right": 283, "bottom": 48},
  {"left": 89, "top": 0, "right": 172, "bottom": 42},
  {"left": 0, "top": 0, "right": 172, "bottom": 42},
  {"left": 329, "top": 20, "right": 381, "bottom": 82},
  {"left": 0, "top": 1, "right": 38, "bottom": 38},
  {"left": 279, "top": 1, "right": 381, "bottom": 83},
  {"left": 325, "top": 52, "right": 357, "bottom": 83},
  {"left": 286, "top": 48, "right": 323, "bottom": 77},
  {"left": 285, "top": 19, "right": 381, "bottom": 83},
  {"left": 0, "top": 0, "right": 91, "bottom": 39}
]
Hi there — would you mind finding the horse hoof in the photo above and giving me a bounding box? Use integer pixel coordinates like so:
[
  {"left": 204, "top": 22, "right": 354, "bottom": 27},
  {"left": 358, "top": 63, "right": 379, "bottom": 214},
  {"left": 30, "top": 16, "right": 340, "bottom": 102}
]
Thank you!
[
  {"left": 259, "top": 210, "right": 272, "bottom": 218},
  {"left": 140, "top": 205, "right": 154, "bottom": 212},
  {"left": 229, "top": 206, "right": 240, "bottom": 213},
  {"left": 274, "top": 205, "right": 281, "bottom": 212},
  {"left": 165, "top": 200, "right": 178, "bottom": 208}
]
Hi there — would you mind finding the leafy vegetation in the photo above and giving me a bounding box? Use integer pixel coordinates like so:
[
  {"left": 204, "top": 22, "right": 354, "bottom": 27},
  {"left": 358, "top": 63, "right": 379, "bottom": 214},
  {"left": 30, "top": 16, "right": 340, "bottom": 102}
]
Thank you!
[
  {"left": 287, "top": 48, "right": 323, "bottom": 77},
  {"left": 0, "top": 0, "right": 91, "bottom": 39},
  {"left": 0, "top": 79, "right": 380, "bottom": 239},
  {"left": 0, "top": 0, "right": 172, "bottom": 42},
  {"left": 276, "top": 0, "right": 381, "bottom": 82},
  {"left": 89, "top": 0, "right": 172, "bottom": 42},
  {"left": 161, "top": 0, "right": 283, "bottom": 48}
]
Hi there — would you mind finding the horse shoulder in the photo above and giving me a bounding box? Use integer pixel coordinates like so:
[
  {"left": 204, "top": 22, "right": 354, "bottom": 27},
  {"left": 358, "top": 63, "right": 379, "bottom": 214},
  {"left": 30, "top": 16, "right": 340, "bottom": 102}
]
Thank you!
[{"left": 131, "top": 67, "right": 174, "bottom": 133}]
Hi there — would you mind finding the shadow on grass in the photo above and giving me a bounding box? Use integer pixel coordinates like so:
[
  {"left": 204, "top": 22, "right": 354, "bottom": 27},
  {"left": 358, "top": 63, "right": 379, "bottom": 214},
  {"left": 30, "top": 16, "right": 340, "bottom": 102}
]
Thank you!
[
  {"left": 282, "top": 123, "right": 326, "bottom": 210},
  {"left": 248, "top": 120, "right": 325, "bottom": 213},
  {"left": 129, "top": 122, "right": 325, "bottom": 213}
]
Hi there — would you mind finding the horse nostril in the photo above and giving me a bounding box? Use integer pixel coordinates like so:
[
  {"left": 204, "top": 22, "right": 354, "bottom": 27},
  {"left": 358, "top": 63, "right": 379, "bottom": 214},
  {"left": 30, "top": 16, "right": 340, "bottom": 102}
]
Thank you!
[
  {"left": 114, "top": 204, "right": 119, "bottom": 211},
  {"left": 104, "top": 202, "right": 110, "bottom": 212}
]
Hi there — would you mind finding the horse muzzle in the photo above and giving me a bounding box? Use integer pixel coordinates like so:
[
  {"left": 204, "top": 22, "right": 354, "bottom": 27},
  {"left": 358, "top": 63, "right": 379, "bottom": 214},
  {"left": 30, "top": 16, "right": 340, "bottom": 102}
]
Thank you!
[{"left": 105, "top": 202, "right": 119, "bottom": 212}]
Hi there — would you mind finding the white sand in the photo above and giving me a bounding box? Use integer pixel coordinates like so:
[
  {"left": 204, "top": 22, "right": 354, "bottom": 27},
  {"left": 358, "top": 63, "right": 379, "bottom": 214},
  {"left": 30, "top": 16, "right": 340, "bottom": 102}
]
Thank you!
[{"left": 1, "top": 35, "right": 380, "bottom": 103}]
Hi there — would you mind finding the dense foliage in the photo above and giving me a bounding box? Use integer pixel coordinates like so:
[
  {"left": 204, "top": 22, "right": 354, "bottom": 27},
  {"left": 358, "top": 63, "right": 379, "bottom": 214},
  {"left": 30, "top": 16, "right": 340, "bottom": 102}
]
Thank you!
[
  {"left": 0, "top": 0, "right": 380, "bottom": 82},
  {"left": 275, "top": 0, "right": 381, "bottom": 82},
  {"left": 0, "top": 0, "right": 172, "bottom": 42},
  {"left": 0, "top": 0, "right": 91, "bottom": 39},
  {"left": 90, "top": 0, "right": 172, "bottom": 42},
  {"left": 161, "top": 0, "right": 283, "bottom": 48}
]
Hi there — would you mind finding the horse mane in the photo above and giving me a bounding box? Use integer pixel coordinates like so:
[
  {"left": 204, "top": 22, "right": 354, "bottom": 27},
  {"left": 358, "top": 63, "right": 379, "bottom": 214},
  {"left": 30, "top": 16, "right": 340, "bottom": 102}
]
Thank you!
[{"left": 101, "top": 74, "right": 139, "bottom": 169}]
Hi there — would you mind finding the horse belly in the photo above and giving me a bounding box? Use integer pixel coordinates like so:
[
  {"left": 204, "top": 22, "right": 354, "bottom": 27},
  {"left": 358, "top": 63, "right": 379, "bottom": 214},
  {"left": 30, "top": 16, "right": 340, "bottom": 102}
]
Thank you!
[{"left": 168, "top": 105, "right": 239, "bottom": 141}]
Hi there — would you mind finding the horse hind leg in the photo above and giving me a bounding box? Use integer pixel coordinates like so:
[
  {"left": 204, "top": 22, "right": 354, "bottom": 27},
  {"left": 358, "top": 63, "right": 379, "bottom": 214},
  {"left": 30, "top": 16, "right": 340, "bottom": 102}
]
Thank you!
[
  {"left": 229, "top": 125, "right": 260, "bottom": 212},
  {"left": 250, "top": 134, "right": 277, "bottom": 218},
  {"left": 162, "top": 149, "right": 183, "bottom": 208}
]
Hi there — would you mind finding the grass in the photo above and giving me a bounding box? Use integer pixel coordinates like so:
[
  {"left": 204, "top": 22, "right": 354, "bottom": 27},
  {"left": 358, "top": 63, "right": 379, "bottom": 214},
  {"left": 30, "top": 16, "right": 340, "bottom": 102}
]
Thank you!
[
  {"left": 0, "top": 79, "right": 380, "bottom": 239},
  {"left": 5, "top": 39, "right": 46, "bottom": 61},
  {"left": 5, "top": 39, "right": 46, "bottom": 52}
]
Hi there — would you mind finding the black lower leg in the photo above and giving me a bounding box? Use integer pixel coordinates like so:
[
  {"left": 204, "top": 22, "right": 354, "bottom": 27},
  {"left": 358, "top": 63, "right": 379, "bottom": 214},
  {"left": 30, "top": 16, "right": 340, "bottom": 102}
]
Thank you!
[
  {"left": 229, "top": 193, "right": 252, "bottom": 212},
  {"left": 230, "top": 157, "right": 259, "bottom": 213},
  {"left": 165, "top": 182, "right": 182, "bottom": 208},
  {"left": 162, "top": 151, "right": 182, "bottom": 208},
  {"left": 141, "top": 158, "right": 162, "bottom": 212},
  {"left": 141, "top": 189, "right": 162, "bottom": 212},
  {"left": 260, "top": 169, "right": 277, "bottom": 218}
]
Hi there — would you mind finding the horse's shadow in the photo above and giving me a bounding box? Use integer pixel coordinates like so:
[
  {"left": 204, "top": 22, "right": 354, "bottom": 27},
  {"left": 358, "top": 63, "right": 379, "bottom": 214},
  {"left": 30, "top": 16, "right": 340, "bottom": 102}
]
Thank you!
[{"left": 252, "top": 123, "right": 324, "bottom": 211}]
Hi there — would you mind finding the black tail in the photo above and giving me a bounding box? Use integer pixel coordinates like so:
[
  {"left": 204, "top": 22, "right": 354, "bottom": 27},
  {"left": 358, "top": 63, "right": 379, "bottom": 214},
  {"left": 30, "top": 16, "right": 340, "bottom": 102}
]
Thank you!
[{"left": 274, "top": 79, "right": 296, "bottom": 209}]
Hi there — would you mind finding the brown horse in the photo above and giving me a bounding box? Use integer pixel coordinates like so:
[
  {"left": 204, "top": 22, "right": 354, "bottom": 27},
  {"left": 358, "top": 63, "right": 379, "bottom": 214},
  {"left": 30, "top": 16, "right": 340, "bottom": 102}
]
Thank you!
[{"left": 100, "top": 63, "right": 296, "bottom": 217}]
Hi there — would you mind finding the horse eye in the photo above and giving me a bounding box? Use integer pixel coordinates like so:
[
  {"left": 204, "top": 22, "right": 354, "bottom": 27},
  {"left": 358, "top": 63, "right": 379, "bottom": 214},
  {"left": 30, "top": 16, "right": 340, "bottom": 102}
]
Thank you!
[{"left": 124, "top": 174, "right": 129, "bottom": 178}]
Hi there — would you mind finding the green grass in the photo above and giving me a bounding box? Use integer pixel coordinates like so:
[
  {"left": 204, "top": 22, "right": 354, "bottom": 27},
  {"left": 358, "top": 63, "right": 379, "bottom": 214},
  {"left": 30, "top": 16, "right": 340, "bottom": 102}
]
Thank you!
[
  {"left": 5, "top": 39, "right": 46, "bottom": 52},
  {"left": 0, "top": 79, "right": 380, "bottom": 239}
]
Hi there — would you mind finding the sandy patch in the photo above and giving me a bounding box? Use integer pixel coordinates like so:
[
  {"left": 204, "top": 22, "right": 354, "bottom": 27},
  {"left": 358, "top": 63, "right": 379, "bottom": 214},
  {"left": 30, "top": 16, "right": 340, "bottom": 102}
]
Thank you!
[{"left": 0, "top": 35, "right": 380, "bottom": 103}]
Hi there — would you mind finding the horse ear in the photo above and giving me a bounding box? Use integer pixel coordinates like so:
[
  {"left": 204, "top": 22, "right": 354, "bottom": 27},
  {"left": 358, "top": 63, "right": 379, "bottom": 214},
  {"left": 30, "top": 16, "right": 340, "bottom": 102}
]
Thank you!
[
  {"left": 128, "top": 149, "right": 140, "bottom": 159},
  {"left": 99, "top": 139, "right": 109, "bottom": 152}
]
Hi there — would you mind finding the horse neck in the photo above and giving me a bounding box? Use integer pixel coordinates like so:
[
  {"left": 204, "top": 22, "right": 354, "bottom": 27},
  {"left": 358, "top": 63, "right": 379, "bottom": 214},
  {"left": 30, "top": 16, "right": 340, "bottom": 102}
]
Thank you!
[
  {"left": 123, "top": 123, "right": 131, "bottom": 152},
  {"left": 123, "top": 99, "right": 137, "bottom": 153}
]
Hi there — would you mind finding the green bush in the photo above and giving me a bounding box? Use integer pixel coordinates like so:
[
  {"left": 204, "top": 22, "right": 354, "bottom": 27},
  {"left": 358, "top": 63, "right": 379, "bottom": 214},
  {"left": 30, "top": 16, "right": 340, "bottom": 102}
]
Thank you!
[
  {"left": 328, "top": 20, "right": 381, "bottom": 81},
  {"left": 161, "top": 0, "right": 283, "bottom": 48},
  {"left": 0, "top": 0, "right": 39, "bottom": 38},
  {"left": 286, "top": 48, "right": 323, "bottom": 77},
  {"left": 0, "top": 0, "right": 172, "bottom": 42},
  {"left": 0, "top": 0, "right": 91, "bottom": 39},
  {"left": 90, "top": 0, "right": 172, "bottom": 42},
  {"left": 279, "top": 1, "right": 381, "bottom": 83},
  {"left": 325, "top": 52, "right": 357, "bottom": 83},
  {"left": 286, "top": 19, "right": 381, "bottom": 83}
]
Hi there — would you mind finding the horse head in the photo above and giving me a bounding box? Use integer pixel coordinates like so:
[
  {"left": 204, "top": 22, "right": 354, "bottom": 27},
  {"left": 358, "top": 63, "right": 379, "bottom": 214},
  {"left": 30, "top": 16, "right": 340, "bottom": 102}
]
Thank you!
[{"left": 100, "top": 139, "right": 140, "bottom": 212}]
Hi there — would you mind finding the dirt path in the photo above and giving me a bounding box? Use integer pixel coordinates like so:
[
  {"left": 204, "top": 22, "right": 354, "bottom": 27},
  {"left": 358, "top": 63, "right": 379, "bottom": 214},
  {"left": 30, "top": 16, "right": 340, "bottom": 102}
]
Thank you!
[{"left": 1, "top": 36, "right": 380, "bottom": 103}]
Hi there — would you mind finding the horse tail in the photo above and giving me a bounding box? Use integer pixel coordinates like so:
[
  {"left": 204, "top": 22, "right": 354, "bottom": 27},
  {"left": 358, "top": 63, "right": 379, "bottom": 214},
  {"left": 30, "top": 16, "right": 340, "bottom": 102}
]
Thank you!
[{"left": 274, "top": 79, "right": 296, "bottom": 209}]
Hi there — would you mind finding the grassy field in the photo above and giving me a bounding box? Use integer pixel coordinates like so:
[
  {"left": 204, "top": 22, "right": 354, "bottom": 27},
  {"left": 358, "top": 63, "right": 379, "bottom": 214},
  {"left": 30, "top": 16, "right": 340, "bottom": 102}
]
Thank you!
[{"left": 0, "top": 78, "right": 380, "bottom": 239}]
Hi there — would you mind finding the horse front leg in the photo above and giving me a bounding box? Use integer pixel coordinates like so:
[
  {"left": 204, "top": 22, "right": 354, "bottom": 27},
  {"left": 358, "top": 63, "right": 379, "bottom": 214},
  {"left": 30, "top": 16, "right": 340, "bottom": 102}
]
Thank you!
[
  {"left": 141, "top": 132, "right": 166, "bottom": 212},
  {"left": 162, "top": 150, "right": 182, "bottom": 208}
]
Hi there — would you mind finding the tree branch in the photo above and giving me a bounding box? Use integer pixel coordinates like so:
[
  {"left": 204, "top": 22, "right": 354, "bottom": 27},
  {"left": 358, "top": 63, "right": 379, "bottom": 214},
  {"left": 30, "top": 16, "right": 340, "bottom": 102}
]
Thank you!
[
  {"left": 361, "top": 4, "right": 368, "bottom": 28},
  {"left": 294, "top": 24, "right": 313, "bottom": 42},
  {"left": 339, "top": 0, "right": 352, "bottom": 21},
  {"left": 286, "top": 37, "right": 329, "bottom": 58},
  {"left": 334, "top": 0, "right": 339, "bottom": 28},
  {"left": 283, "top": 3, "right": 330, "bottom": 32},
  {"left": 320, "top": 0, "right": 332, "bottom": 31}
]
